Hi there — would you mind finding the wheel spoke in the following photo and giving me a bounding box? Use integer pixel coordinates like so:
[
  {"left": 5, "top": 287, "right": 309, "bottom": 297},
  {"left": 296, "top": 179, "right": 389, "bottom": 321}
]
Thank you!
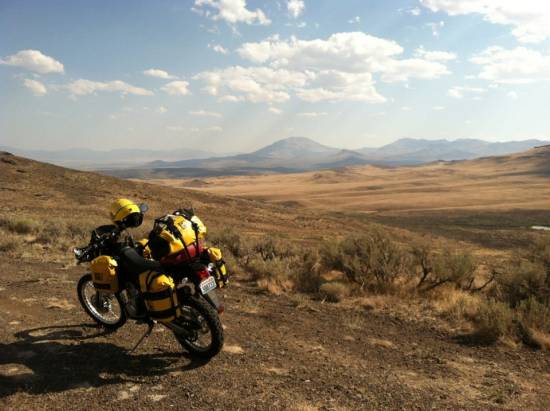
[{"left": 81, "top": 280, "right": 122, "bottom": 325}]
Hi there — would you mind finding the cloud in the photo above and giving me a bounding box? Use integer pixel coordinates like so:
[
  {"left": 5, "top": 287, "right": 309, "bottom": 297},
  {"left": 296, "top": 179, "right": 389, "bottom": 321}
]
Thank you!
[
  {"left": 298, "top": 111, "right": 328, "bottom": 117},
  {"left": 426, "top": 21, "right": 444, "bottom": 37},
  {"left": 414, "top": 46, "right": 457, "bottom": 61},
  {"left": 156, "top": 106, "right": 168, "bottom": 113},
  {"left": 348, "top": 16, "right": 361, "bottom": 24},
  {"left": 1, "top": 49, "right": 64, "bottom": 74},
  {"left": 205, "top": 126, "right": 223, "bottom": 132},
  {"left": 268, "top": 107, "right": 282, "bottom": 114},
  {"left": 287, "top": 0, "right": 305, "bottom": 18},
  {"left": 193, "top": 0, "right": 271, "bottom": 25},
  {"left": 433, "top": 105, "right": 445, "bottom": 110},
  {"left": 161, "top": 80, "right": 191, "bottom": 96},
  {"left": 401, "top": 106, "right": 412, "bottom": 111},
  {"left": 194, "top": 66, "right": 309, "bottom": 103},
  {"left": 66, "top": 79, "right": 154, "bottom": 97},
  {"left": 209, "top": 44, "right": 229, "bottom": 54},
  {"left": 447, "top": 86, "right": 486, "bottom": 99},
  {"left": 507, "top": 91, "right": 518, "bottom": 99},
  {"left": 420, "top": 0, "right": 550, "bottom": 43},
  {"left": 198, "top": 32, "right": 452, "bottom": 104},
  {"left": 296, "top": 71, "right": 386, "bottom": 103},
  {"left": 237, "top": 32, "right": 450, "bottom": 83},
  {"left": 190, "top": 109, "right": 222, "bottom": 117},
  {"left": 470, "top": 46, "right": 550, "bottom": 84},
  {"left": 409, "top": 7, "right": 421, "bottom": 16},
  {"left": 23, "top": 78, "right": 47, "bottom": 96},
  {"left": 143, "top": 68, "right": 177, "bottom": 79}
]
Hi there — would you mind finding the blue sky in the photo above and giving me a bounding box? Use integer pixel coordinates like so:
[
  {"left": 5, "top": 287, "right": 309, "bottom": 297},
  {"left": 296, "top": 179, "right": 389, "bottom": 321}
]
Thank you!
[{"left": 1, "top": 0, "right": 550, "bottom": 152}]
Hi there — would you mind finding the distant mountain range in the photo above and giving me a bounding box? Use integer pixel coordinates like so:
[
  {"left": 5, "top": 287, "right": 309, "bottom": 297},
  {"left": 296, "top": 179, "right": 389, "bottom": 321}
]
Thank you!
[
  {"left": 103, "top": 137, "right": 549, "bottom": 179},
  {"left": 0, "top": 146, "right": 220, "bottom": 169},
  {"left": 4, "top": 137, "right": 548, "bottom": 177}
]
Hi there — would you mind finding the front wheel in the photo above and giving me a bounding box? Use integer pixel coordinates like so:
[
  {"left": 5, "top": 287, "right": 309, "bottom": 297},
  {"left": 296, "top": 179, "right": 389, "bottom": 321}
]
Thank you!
[
  {"left": 77, "top": 274, "right": 127, "bottom": 330},
  {"left": 173, "top": 296, "right": 224, "bottom": 359}
]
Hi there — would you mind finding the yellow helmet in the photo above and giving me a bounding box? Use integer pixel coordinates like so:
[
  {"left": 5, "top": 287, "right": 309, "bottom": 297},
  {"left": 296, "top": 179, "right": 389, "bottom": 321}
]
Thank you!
[{"left": 109, "top": 198, "right": 147, "bottom": 228}]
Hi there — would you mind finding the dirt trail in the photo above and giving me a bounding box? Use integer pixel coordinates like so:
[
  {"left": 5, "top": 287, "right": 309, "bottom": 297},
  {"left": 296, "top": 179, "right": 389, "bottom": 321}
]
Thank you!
[{"left": 1, "top": 260, "right": 549, "bottom": 410}]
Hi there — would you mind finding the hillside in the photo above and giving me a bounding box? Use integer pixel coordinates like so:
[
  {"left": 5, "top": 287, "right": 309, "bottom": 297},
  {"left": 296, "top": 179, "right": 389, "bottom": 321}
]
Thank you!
[
  {"left": 149, "top": 145, "right": 550, "bottom": 248},
  {"left": 1, "top": 151, "right": 550, "bottom": 410},
  {"left": 149, "top": 145, "right": 550, "bottom": 210},
  {"left": 0, "top": 146, "right": 218, "bottom": 170},
  {"left": 103, "top": 137, "right": 549, "bottom": 179}
]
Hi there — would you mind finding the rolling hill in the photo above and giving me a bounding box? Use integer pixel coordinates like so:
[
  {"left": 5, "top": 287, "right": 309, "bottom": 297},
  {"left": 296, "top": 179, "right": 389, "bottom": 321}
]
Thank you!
[
  {"left": 103, "top": 137, "right": 549, "bottom": 179},
  {"left": 149, "top": 145, "right": 550, "bottom": 248},
  {"left": 1, "top": 151, "right": 550, "bottom": 409}
]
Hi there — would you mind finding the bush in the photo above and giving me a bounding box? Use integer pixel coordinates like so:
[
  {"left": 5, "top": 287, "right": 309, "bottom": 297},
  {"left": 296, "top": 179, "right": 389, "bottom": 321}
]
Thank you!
[
  {"left": 319, "top": 282, "right": 350, "bottom": 302},
  {"left": 0, "top": 233, "right": 23, "bottom": 253},
  {"left": 208, "top": 228, "right": 248, "bottom": 259},
  {"left": 473, "top": 299, "right": 515, "bottom": 344},
  {"left": 412, "top": 243, "right": 477, "bottom": 291},
  {"left": 497, "top": 261, "right": 548, "bottom": 307},
  {"left": 517, "top": 297, "right": 550, "bottom": 333},
  {"left": 321, "top": 229, "right": 407, "bottom": 290},
  {"left": 0, "top": 216, "right": 38, "bottom": 234},
  {"left": 293, "top": 251, "right": 322, "bottom": 293},
  {"left": 252, "top": 236, "right": 293, "bottom": 261}
]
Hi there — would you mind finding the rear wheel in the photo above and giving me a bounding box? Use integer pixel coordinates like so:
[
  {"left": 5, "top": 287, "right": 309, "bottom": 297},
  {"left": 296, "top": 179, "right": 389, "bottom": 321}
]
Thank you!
[
  {"left": 173, "top": 296, "right": 224, "bottom": 359},
  {"left": 77, "top": 274, "right": 127, "bottom": 330}
]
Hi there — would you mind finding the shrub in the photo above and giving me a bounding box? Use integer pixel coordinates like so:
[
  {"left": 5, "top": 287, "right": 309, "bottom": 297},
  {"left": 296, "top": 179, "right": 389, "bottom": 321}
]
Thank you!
[
  {"left": 293, "top": 251, "right": 322, "bottom": 293},
  {"left": 517, "top": 297, "right": 550, "bottom": 333},
  {"left": 497, "top": 261, "right": 548, "bottom": 307},
  {"left": 412, "top": 244, "right": 478, "bottom": 291},
  {"left": 527, "top": 234, "right": 550, "bottom": 273},
  {"left": 0, "top": 216, "right": 38, "bottom": 234},
  {"left": 208, "top": 228, "right": 249, "bottom": 260},
  {"left": 34, "top": 223, "right": 64, "bottom": 244},
  {"left": 319, "top": 282, "right": 350, "bottom": 303},
  {"left": 473, "top": 299, "right": 515, "bottom": 344},
  {"left": 321, "top": 229, "right": 407, "bottom": 290},
  {"left": 252, "top": 236, "right": 293, "bottom": 261},
  {"left": 0, "top": 233, "right": 23, "bottom": 253}
]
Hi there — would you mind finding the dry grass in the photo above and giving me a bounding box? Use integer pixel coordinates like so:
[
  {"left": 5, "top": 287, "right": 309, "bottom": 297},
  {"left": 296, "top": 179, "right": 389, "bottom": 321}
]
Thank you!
[
  {"left": 150, "top": 146, "right": 550, "bottom": 216},
  {"left": 3, "top": 151, "right": 550, "bottom": 350},
  {"left": 521, "top": 327, "right": 550, "bottom": 350},
  {"left": 319, "top": 282, "right": 351, "bottom": 302}
]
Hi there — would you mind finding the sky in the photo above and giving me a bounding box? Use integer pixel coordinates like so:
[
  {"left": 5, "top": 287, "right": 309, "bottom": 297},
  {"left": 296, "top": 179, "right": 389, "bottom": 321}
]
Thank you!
[{"left": 1, "top": 0, "right": 550, "bottom": 153}]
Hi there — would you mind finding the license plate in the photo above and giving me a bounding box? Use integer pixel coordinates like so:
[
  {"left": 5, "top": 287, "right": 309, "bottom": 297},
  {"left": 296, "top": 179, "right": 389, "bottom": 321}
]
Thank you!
[{"left": 199, "top": 276, "right": 217, "bottom": 294}]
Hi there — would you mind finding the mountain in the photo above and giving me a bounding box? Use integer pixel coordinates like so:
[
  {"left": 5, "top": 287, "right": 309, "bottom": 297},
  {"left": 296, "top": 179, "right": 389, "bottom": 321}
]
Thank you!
[
  {"left": 357, "top": 138, "right": 547, "bottom": 163},
  {"left": 9, "top": 137, "right": 546, "bottom": 177},
  {"left": 141, "top": 137, "right": 349, "bottom": 173},
  {"left": 0, "top": 146, "right": 219, "bottom": 169}
]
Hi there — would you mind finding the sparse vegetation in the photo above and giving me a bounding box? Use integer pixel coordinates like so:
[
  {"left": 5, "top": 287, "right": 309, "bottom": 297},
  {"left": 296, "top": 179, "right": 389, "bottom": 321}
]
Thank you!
[{"left": 320, "top": 229, "right": 407, "bottom": 291}]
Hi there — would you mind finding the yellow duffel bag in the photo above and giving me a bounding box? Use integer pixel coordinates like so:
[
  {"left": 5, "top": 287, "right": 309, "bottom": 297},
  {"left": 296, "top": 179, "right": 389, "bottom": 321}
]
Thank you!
[
  {"left": 207, "top": 247, "right": 229, "bottom": 288},
  {"left": 139, "top": 271, "right": 180, "bottom": 323},
  {"left": 149, "top": 214, "right": 207, "bottom": 261},
  {"left": 90, "top": 256, "right": 119, "bottom": 293}
]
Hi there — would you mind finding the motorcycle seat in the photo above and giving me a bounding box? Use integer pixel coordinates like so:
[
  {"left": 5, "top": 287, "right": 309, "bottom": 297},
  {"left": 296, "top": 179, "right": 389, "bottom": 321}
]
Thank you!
[{"left": 120, "top": 246, "right": 162, "bottom": 275}]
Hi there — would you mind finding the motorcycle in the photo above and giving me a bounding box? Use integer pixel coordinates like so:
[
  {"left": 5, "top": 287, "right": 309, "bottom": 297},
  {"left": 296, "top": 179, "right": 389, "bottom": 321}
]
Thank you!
[{"left": 73, "top": 210, "right": 224, "bottom": 359}]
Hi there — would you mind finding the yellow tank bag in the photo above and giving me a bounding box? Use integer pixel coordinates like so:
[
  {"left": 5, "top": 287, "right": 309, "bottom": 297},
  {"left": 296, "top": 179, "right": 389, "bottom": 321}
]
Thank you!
[{"left": 138, "top": 271, "right": 181, "bottom": 323}]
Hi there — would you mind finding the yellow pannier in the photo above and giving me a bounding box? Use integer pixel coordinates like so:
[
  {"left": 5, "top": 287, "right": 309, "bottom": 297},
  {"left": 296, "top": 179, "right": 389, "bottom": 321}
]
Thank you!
[
  {"left": 149, "top": 214, "right": 207, "bottom": 260},
  {"left": 139, "top": 271, "right": 181, "bottom": 323},
  {"left": 90, "top": 256, "right": 119, "bottom": 293},
  {"left": 207, "top": 247, "right": 229, "bottom": 288}
]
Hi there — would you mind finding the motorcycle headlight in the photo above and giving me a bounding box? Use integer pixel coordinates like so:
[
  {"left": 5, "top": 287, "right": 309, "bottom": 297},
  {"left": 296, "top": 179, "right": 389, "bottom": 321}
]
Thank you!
[{"left": 73, "top": 248, "right": 84, "bottom": 259}]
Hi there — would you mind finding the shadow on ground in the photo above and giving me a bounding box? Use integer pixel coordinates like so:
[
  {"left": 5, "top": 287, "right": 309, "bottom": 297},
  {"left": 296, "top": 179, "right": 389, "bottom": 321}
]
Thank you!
[{"left": 0, "top": 324, "right": 207, "bottom": 397}]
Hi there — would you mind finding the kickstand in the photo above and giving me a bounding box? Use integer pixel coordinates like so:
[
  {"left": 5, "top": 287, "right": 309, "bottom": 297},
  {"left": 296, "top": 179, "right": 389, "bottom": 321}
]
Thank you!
[{"left": 129, "top": 321, "right": 155, "bottom": 353}]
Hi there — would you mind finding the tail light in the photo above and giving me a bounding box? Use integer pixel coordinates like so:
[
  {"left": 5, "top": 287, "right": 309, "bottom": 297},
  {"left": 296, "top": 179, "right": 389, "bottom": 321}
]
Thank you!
[{"left": 196, "top": 267, "right": 210, "bottom": 281}]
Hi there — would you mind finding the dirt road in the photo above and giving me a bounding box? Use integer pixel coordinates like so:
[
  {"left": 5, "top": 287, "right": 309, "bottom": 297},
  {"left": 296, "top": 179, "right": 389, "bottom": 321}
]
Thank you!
[{"left": 1, "top": 260, "right": 549, "bottom": 410}]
